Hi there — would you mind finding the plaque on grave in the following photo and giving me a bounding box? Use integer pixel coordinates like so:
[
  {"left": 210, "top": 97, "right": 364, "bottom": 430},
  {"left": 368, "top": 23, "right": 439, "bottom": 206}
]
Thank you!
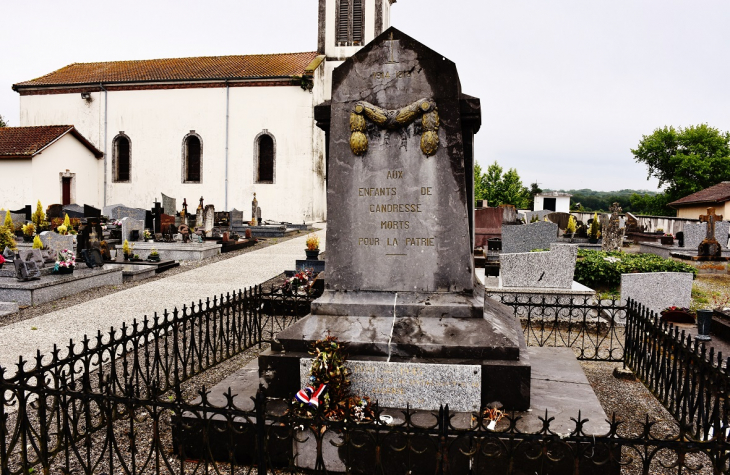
[
  {"left": 161, "top": 193, "right": 177, "bottom": 216},
  {"left": 14, "top": 254, "right": 41, "bottom": 281},
  {"left": 230, "top": 209, "right": 243, "bottom": 227}
]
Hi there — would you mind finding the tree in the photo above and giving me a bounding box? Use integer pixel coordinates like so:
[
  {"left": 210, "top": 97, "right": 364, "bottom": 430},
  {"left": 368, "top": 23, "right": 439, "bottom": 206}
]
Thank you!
[
  {"left": 632, "top": 124, "right": 730, "bottom": 203},
  {"left": 0, "top": 114, "right": 7, "bottom": 127},
  {"left": 474, "top": 161, "right": 530, "bottom": 209}
]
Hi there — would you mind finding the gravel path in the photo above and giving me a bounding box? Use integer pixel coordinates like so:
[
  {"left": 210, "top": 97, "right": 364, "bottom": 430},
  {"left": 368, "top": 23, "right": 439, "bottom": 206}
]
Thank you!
[{"left": 0, "top": 225, "right": 326, "bottom": 373}]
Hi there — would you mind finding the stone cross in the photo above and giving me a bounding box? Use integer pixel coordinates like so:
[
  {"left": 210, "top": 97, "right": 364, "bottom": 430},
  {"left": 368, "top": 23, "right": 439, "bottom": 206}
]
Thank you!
[
  {"left": 700, "top": 207, "right": 723, "bottom": 241},
  {"left": 182, "top": 198, "right": 188, "bottom": 217},
  {"left": 152, "top": 201, "right": 163, "bottom": 234},
  {"left": 198, "top": 196, "right": 204, "bottom": 211}
]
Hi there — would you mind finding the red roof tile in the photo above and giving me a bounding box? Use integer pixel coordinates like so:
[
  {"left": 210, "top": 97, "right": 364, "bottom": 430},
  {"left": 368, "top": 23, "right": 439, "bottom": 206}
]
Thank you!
[
  {"left": 668, "top": 182, "right": 730, "bottom": 207},
  {"left": 13, "top": 52, "right": 320, "bottom": 89},
  {"left": 0, "top": 126, "right": 103, "bottom": 158}
]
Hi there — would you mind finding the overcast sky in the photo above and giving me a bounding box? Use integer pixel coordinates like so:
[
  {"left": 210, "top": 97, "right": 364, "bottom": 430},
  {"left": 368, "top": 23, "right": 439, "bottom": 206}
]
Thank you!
[{"left": 2, "top": 0, "right": 729, "bottom": 192}]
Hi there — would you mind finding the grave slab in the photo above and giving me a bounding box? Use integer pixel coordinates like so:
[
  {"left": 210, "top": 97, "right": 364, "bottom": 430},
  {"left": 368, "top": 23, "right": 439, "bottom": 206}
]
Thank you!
[
  {"left": 621, "top": 272, "right": 693, "bottom": 315},
  {"left": 0, "top": 267, "right": 122, "bottom": 306},
  {"left": 501, "top": 221, "right": 559, "bottom": 254},
  {"left": 115, "top": 241, "right": 221, "bottom": 261},
  {"left": 500, "top": 243, "right": 577, "bottom": 289}
]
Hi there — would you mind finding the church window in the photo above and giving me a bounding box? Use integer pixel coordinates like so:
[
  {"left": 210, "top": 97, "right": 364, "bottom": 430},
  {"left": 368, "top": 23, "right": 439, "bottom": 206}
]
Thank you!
[
  {"left": 254, "top": 131, "right": 276, "bottom": 184},
  {"left": 336, "top": 0, "right": 364, "bottom": 46},
  {"left": 112, "top": 133, "right": 131, "bottom": 183},
  {"left": 182, "top": 132, "right": 203, "bottom": 183}
]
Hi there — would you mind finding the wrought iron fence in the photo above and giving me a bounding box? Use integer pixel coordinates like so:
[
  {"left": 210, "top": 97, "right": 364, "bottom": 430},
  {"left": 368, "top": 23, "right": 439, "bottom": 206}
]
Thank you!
[
  {"left": 492, "top": 293, "right": 627, "bottom": 362},
  {"left": 3, "top": 289, "right": 730, "bottom": 474},
  {"left": 624, "top": 298, "right": 730, "bottom": 442}
]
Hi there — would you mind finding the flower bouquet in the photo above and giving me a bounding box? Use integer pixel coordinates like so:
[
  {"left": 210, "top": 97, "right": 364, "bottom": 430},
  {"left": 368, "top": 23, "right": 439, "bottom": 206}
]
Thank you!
[
  {"left": 660, "top": 306, "right": 695, "bottom": 324},
  {"left": 52, "top": 249, "right": 76, "bottom": 275}
]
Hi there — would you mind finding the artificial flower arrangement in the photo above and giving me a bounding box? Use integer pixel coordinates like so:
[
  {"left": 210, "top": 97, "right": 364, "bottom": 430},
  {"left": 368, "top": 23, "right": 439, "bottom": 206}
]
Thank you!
[
  {"left": 21, "top": 223, "right": 35, "bottom": 237},
  {"left": 56, "top": 225, "right": 68, "bottom": 235},
  {"left": 143, "top": 230, "right": 153, "bottom": 241},
  {"left": 52, "top": 249, "right": 76, "bottom": 274},
  {"left": 293, "top": 335, "right": 376, "bottom": 422},
  {"left": 0, "top": 254, "right": 5, "bottom": 268},
  {"left": 659, "top": 305, "right": 695, "bottom": 324},
  {"left": 282, "top": 269, "right": 315, "bottom": 295},
  {"left": 306, "top": 233, "right": 320, "bottom": 251}
]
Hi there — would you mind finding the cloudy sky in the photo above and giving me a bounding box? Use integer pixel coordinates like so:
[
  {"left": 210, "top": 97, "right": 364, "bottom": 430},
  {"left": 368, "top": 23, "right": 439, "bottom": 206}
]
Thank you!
[{"left": 2, "top": 0, "right": 729, "bottom": 192}]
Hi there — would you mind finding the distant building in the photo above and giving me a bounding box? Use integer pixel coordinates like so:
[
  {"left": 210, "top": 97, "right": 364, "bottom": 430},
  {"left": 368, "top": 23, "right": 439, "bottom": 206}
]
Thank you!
[
  {"left": 0, "top": 126, "right": 103, "bottom": 207},
  {"left": 668, "top": 182, "right": 730, "bottom": 219},
  {"left": 4, "top": 0, "right": 397, "bottom": 222},
  {"left": 534, "top": 192, "right": 572, "bottom": 213}
]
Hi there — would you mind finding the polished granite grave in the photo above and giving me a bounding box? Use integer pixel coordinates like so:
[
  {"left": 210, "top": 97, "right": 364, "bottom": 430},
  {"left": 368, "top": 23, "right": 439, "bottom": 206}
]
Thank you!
[{"left": 0, "top": 267, "right": 123, "bottom": 306}]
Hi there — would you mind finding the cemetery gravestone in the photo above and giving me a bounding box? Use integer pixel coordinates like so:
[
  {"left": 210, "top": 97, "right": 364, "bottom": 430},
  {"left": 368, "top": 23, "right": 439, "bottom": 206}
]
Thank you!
[
  {"left": 602, "top": 203, "right": 625, "bottom": 251},
  {"left": 39, "top": 231, "right": 74, "bottom": 253},
  {"left": 0, "top": 211, "right": 25, "bottom": 229},
  {"left": 501, "top": 221, "right": 559, "bottom": 254},
  {"left": 120, "top": 217, "right": 144, "bottom": 243},
  {"left": 161, "top": 193, "right": 177, "bottom": 216},
  {"left": 109, "top": 206, "right": 147, "bottom": 222},
  {"left": 102, "top": 203, "right": 124, "bottom": 218},
  {"left": 62, "top": 204, "right": 84, "bottom": 219},
  {"left": 10, "top": 205, "right": 32, "bottom": 221},
  {"left": 269, "top": 28, "right": 529, "bottom": 411},
  {"left": 204, "top": 205, "right": 215, "bottom": 236},
  {"left": 684, "top": 220, "right": 730, "bottom": 252},
  {"left": 547, "top": 212, "right": 572, "bottom": 231},
  {"left": 500, "top": 243, "right": 578, "bottom": 289},
  {"left": 521, "top": 210, "right": 551, "bottom": 224},
  {"left": 230, "top": 209, "right": 243, "bottom": 227},
  {"left": 13, "top": 254, "right": 41, "bottom": 281},
  {"left": 500, "top": 204, "right": 517, "bottom": 224},
  {"left": 84, "top": 204, "right": 101, "bottom": 219},
  {"left": 46, "top": 204, "right": 63, "bottom": 219},
  {"left": 621, "top": 272, "right": 693, "bottom": 316},
  {"left": 19, "top": 249, "right": 45, "bottom": 268}
]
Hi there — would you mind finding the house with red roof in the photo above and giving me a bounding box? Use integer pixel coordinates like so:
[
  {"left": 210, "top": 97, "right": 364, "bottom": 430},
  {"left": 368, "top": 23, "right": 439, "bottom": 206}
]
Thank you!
[
  {"left": 5, "top": 0, "right": 396, "bottom": 220},
  {"left": 668, "top": 182, "right": 730, "bottom": 219},
  {"left": 0, "top": 126, "right": 102, "bottom": 208}
]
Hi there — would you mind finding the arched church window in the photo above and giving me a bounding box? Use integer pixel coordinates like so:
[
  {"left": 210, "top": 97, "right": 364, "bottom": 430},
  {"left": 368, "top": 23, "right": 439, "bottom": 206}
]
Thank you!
[
  {"left": 112, "top": 133, "right": 131, "bottom": 183},
  {"left": 337, "top": 0, "right": 364, "bottom": 45},
  {"left": 182, "top": 132, "right": 202, "bottom": 183},
  {"left": 254, "top": 131, "right": 276, "bottom": 184}
]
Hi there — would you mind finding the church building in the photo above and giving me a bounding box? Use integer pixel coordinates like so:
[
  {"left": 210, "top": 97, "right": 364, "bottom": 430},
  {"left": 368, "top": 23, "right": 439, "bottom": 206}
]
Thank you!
[{"left": 5, "top": 0, "right": 396, "bottom": 222}]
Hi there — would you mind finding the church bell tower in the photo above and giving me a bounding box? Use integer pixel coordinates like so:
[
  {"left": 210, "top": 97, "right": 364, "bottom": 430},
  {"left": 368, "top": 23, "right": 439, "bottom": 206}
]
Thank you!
[{"left": 318, "top": 0, "right": 396, "bottom": 98}]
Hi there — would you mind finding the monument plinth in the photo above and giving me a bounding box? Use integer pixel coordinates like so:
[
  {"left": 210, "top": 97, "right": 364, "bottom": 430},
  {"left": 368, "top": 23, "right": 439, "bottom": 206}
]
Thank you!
[{"left": 266, "top": 28, "right": 530, "bottom": 411}]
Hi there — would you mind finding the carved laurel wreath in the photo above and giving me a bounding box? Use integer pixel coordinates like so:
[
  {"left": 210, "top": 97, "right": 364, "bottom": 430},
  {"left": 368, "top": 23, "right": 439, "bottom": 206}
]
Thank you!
[{"left": 349, "top": 98, "right": 439, "bottom": 157}]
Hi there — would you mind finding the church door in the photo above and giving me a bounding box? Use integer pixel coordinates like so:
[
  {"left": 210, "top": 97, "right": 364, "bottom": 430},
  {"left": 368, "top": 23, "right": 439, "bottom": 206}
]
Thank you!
[{"left": 62, "top": 177, "right": 72, "bottom": 205}]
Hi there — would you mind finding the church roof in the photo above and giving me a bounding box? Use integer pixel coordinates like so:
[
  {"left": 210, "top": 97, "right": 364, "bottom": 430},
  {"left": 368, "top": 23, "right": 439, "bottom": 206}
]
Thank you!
[
  {"left": 668, "top": 182, "right": 730, "bottom": 207},
  {"left": 0, "top": 126, "right": 103, "bottom": 159},
  {"left": 13, "top": 52, "right": 320, "bottom": 89}
]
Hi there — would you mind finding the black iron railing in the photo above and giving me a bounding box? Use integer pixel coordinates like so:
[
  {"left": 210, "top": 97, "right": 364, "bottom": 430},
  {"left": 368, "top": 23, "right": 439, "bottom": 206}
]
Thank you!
[
  {"left": 624, "top": 298, "right": 730, "bottom": 441},
  {"left": 2, "top": 290, "right": 730, "bottom": 474},
  {"left": 492, "top": 293, "right": 627, "bottom": 362}
]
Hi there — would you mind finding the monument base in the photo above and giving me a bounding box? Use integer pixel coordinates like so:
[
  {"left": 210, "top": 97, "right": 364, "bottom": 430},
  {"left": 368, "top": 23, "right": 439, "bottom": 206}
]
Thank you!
[{"left": 174, "top": 348, "right": 609, "bottom": 473}]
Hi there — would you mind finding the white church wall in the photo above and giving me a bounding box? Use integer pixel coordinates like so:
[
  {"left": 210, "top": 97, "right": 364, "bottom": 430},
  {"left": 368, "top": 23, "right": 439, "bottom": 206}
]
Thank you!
[
  {"left": 0, "top": 159, "right": 32, "bottom": 209},
  {"left": 20, "top": 92, "right": 104, "bottom": 148},
  {"left": 30, "top": 133, "right": 102, "bottom": 207}
]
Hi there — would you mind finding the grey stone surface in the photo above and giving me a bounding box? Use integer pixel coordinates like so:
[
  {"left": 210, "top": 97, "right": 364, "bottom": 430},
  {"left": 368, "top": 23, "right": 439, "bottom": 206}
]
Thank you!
[
  {"left": 102, "top": 203, "right": 124, "bottom": 218},
  {"left": 0, "top": 211, "right": 25, "bottom": 228},
  {"left": 521, "top": 210, "right": 552, "bottom": 224},
  {"left": 0, "top": 267, "right": 123, "bottom": 306},
  {"left": 300, "top": 358, "right": 481, "bottom": 412},
  {"left": 104, "top": 263, "right": 157, "bottom": 282},
  {"left": 501, "top": 221, "right": 559, "bottom": 254},
  {"left": 204, "top": 205, "right": 215, "bottom": 235},
  {"left": 230, "top": 209, "right": 243, "bottom": 227},
  {"left": 61, "top": 204, "right": 84, "bottom": 219},
  {"left": 115, "top": 241, "right": 221, "bottom": 261},
  {"left": 19, "top": 249, "right": 45, "bottom": 268},
  {"left": 500, "top": 243, "right": 577, "bottom": 289},
  {"left": 684, "top": 221, "right": 730, "bottom": 250},
  {"left": 324, "top": 28, "right": 473, "bottom": 294},
  {"left": 602, "top": 203, "right": 625, "bottom": 251},
  {"left": 39, "top": 232, "right": 74, "bottom": 253},
  {"left": 161, "top": 194, "right": 177, "bottom": 216},
  {"left": 108, "top": 206, "right": 147, "bottom": 222},
  {"left": 120, "top": 217, "right": 144, "bottom": 243},
  {"left": 621, "top": 272, "right": 694, "bottom": 315},
  {"left": 0, "top": 301, "right": 19, "bottom": 317}
]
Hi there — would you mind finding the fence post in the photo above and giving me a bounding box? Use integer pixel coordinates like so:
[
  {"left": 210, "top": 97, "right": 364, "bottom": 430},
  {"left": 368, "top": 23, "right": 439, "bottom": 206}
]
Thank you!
[{"left": 256, "top": 384, "right": 268, "bottom": 475}]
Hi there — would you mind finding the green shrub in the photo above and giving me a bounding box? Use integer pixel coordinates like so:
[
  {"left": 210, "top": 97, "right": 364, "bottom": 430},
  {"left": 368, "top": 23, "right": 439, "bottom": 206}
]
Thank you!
[{"left": 574, "top": 250, "right": 697, "bottom": 290}]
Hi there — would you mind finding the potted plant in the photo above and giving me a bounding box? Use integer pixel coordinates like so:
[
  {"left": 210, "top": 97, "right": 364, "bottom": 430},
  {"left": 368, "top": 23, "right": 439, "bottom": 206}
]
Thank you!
[
  {"left": 122, "top": 239, "right": 133, "bottom": 261},
  {"left": 21, "top": 223, "right": 35, "bottom": 242},
  {"left": 564, "top": 215, "right": 577, "bottom": 241},
  {"left": 144, "top": 230, "right": 153, "bottom": 242},
  {"left": 52, "top": 249, "right": 76, "bottom": 275},
  {"left": 147, "top": 248, "right": 160, "bottom": 262},
  {"left": 588, "top": 212, "right": 601, "bottom": 244},
  {"left": 305, "top": 233, "right": 320, "bottom": 260}
]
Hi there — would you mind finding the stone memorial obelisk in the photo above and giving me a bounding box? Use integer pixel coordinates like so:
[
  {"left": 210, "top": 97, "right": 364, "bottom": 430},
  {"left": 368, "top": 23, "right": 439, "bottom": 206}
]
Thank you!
[{"left": 262, "top": 28, "right": 530, "bottom": 411}]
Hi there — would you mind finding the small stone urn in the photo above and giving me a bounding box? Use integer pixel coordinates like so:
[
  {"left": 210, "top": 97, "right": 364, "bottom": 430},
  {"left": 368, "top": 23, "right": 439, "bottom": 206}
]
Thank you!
[{"left": 695, "top": 309, "right": 713, "bottom": 341}]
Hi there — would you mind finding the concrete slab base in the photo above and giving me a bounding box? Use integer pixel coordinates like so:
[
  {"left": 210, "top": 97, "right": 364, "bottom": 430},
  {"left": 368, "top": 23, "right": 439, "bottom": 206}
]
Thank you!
[
  {"left": 114, "top": 242, "right": 221, "bottom": 261},
  {"left": 0, "top": 301, "right": 19, "bottom": 316},
  {"left": 174, "top": 347, "right": 609, "bottom": 473},
  {"left": 0, "top": 267, "right": 123, "bottom": 306}
]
